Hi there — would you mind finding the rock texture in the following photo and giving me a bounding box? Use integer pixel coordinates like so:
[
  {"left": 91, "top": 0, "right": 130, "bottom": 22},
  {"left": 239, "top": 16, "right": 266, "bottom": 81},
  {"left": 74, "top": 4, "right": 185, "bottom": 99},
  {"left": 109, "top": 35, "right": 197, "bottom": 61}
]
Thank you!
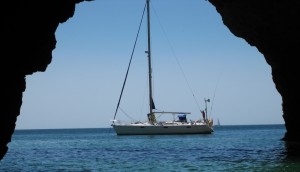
[
  {"left": 1, "top": 0, "right": 92, "bottom": 160},
  {"left": 208, "top": 0, "right": 300, "bottom": 144},
  {"left": 1, "top": 0, "right": 299, "bottom": 160}
]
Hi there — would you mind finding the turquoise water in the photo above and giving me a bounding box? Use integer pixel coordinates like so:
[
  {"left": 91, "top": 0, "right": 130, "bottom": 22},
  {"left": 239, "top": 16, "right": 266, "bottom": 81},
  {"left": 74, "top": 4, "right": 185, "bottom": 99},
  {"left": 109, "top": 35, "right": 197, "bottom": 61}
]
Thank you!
[{"left": 1, "top": 125, "right": 300, "bottom": 171}]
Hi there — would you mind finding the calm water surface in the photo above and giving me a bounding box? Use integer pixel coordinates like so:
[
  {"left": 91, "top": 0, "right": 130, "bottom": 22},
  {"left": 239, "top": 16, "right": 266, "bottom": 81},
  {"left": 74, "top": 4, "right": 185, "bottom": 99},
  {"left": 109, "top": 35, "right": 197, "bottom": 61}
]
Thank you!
[{"left": 1, "top": 125, "right": 300, "bottom": 171}]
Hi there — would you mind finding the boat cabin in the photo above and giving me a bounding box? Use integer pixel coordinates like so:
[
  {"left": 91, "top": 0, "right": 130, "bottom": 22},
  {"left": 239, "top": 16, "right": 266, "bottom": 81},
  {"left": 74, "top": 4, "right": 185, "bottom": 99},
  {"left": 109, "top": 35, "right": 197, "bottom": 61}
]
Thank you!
[{"left": 177, "top": 114, "right": 187, "bottom": 122}]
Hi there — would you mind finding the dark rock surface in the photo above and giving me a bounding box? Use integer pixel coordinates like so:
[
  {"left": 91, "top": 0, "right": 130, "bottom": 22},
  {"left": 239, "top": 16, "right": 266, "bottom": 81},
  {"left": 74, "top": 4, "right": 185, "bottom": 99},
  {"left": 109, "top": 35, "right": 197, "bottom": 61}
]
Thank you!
[
  {"left": 208, "top": 0, "right": 300, "bottom": 143},
  {"left": 1, "top": 0, "right": 92, "bottom": 160},
  {"left": 1, "top": 0, "right": 299, "bottom": 160}
]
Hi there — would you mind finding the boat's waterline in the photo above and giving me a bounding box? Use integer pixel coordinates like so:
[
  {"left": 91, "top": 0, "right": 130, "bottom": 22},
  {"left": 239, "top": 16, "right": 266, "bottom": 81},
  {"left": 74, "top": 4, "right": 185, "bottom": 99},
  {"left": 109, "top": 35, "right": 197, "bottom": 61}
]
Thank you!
[{"left": 112, "top": 123, "right": 214, "bottom": 135}]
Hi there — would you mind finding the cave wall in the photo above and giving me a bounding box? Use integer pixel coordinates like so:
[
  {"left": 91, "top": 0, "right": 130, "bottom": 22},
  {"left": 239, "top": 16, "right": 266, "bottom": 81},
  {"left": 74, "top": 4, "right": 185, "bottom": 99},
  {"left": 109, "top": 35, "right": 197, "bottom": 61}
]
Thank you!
[
  {"left": 208, "top": 0, "right": 300, "bottom": 143},
  {"left": 1, "top": 0, "right": 92, "bottom": 160},
  {"left": 1, "top": 0, "right": 299, "bottom": 160}
]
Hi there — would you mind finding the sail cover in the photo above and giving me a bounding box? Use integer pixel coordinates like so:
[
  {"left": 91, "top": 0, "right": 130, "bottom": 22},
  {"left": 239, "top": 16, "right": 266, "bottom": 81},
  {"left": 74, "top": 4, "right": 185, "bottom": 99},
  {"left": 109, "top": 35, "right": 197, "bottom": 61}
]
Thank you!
[{"left": 151, "top": 98, "right": 156, "bottom": 109}]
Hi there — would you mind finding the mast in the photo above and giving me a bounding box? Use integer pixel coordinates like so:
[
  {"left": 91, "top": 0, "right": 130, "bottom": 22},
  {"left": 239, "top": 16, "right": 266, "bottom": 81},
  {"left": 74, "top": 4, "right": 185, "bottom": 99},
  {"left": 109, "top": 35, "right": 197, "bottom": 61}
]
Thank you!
[
  {"left": 146, "top": 0, "right": 155, "bottom": 123},
  {"left": 146, "top": 0, "right": 153, "bottom": 114}
]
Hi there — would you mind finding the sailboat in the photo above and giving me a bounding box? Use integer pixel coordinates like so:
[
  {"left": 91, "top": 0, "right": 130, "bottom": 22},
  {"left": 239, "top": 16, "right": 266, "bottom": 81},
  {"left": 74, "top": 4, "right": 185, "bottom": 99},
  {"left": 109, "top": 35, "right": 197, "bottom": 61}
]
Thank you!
[
  {"left": 111, "top": 0, "right": 214, "bottom": 135},
  {"left": 215, "top": 118, "right": 221, "bottom": 127}
]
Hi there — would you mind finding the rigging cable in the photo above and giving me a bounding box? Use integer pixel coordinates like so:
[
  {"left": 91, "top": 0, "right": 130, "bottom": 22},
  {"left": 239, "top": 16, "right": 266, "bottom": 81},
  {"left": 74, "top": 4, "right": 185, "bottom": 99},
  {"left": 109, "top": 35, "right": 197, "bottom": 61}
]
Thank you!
[
  {"left": 119, "top": 107, "right": 135, "bottom": 121},
  {"left": 151, "top": 4, "right": 203, "bottom": 113},
  {"left": 209, "top": 73, "right": 221, "bottom": 118},
  {"left": 113, "top": 2, "right": 147, "bottom": 120}
]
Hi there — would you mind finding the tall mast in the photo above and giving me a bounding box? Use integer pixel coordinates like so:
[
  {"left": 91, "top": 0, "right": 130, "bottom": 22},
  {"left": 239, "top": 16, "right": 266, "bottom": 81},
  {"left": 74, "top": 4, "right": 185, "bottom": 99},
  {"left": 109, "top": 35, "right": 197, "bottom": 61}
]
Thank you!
[{"left": 146, "top": 0, "right": 153, "bottom": 115}]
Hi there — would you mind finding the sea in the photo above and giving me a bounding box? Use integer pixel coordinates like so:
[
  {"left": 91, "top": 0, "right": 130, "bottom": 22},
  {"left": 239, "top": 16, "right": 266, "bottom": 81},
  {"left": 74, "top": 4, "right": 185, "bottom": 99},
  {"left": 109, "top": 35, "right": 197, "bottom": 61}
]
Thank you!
[{"left": 1, "top": 124, "right": 300, "bottom": 172}]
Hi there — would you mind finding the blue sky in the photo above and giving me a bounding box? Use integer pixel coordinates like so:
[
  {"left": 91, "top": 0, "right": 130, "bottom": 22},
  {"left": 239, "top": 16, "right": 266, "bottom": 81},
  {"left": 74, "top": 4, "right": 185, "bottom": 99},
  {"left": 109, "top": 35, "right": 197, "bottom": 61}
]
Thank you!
[{"left": 16, "top": 0, "right": 283, "bottom": 129}]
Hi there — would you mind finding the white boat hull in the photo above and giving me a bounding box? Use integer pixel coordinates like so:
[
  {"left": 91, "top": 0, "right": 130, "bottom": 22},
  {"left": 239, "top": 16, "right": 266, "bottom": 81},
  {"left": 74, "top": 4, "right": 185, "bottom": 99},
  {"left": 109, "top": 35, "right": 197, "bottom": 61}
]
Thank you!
[{"left": 112, "top": 123, "right": 213, "bottom": 135}]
